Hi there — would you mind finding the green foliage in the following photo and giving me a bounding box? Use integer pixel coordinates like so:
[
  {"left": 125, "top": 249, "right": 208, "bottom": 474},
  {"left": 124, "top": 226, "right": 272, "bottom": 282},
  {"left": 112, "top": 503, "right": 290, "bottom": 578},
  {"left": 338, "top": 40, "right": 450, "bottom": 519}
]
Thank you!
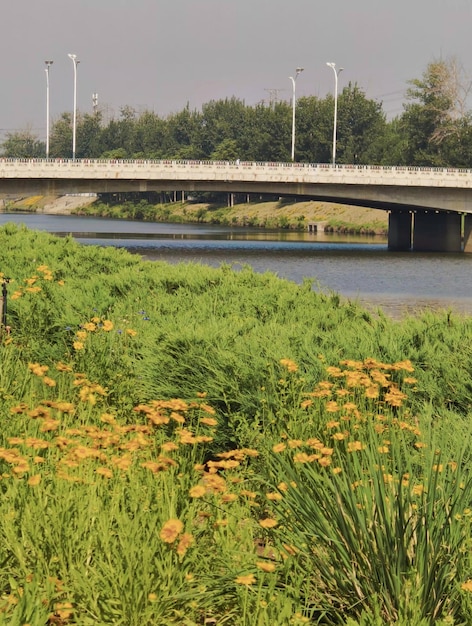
[{"left": 1, "top": 226, "right": 472, "bottom": 622}]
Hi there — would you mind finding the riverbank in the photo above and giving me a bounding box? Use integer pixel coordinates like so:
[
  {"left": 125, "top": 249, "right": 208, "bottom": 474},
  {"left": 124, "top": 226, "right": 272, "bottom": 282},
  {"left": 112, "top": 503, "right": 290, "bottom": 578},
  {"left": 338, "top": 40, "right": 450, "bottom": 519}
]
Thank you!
[{"left": 3, "top": 193, "right": 389, "bottom": 234}]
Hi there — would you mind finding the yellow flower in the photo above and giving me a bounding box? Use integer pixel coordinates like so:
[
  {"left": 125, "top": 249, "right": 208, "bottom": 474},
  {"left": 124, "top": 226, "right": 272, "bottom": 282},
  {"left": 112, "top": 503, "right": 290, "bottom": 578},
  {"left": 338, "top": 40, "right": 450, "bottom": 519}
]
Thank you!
[
  {"left": 160, "top": 518, "right": 184, "bottom": 543},
  {"left": 27, "top": 474, "right": 41, "bottom": 486},
  {"left": 461, "top": 580, "right": 472, "bottom": 592},
  {"left": 96, "top": 467, "right": 113, "bottom": 479},
  {"left": 176, "top": 532, "right": 194, "bottom": 556},
  {"left": 259, "top": 518, "right": 278, "bottom": 529},
  {"left": 200, "top": 417, "right": 218, "bottom": 427},
  {"left": 347, "top": 441, "right": 364, "bottom": 453},
  {"left": 125, "top": 328, "right": 137, "bottom": 336},
  {"left": 189, "top": 484, "right": 206, "bottom": 498},
  {"left": 83, "top": 322, "right": 96, "bottom": 331},
  {"left": 272, "top": 443, "right": 286, "bottom": 453},
  {"left": 73, "top": 341, "right": 84, "bottom": 351},
  {"left": 102, "top": 320, "right": 114, "bottom": 331},
  {"left": 266, "top": 492, "right": 283, "bottom": 501},
  {"left": 256, "top": 561, "right": 276, "bottom": 573},
  {"left": 76, "top": 331, "right": 87, "bottom": 341},
  {"left": 280, "top": 358, "right": 298, "bottom": 372},
  {"left": 235, "top": 574, "right": 256, "bottom": 585}
]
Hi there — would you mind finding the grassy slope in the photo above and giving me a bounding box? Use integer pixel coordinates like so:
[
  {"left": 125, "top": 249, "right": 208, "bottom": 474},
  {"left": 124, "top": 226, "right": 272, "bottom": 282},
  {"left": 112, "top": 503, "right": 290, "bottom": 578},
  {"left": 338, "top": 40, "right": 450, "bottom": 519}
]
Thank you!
[{"left": 4, "top": 195, "right": 389, "bottom": 233}]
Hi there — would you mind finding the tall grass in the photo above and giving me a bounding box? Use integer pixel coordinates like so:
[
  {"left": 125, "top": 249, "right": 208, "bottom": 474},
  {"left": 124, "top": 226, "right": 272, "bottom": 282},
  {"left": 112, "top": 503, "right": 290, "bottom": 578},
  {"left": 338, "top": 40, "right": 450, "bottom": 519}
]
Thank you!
[{"left": 1, "top": 223, "right": 472, "bottom": 623}]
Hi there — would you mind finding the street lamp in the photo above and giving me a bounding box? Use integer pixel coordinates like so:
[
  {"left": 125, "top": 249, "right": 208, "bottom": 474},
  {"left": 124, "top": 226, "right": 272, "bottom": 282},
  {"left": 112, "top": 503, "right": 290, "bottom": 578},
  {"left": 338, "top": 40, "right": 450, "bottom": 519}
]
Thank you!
[
  {"left": 68, "top": 53, "right": 79, "bottom": 159},
  {"left": 289, "top": 67, "right": 304, "bottom": 161},
  {"left": 44, "top": 61, "right": 53, "bottom": 159},
  {"left": 326, "top": 62, "right": 343, "bottom": 165}
]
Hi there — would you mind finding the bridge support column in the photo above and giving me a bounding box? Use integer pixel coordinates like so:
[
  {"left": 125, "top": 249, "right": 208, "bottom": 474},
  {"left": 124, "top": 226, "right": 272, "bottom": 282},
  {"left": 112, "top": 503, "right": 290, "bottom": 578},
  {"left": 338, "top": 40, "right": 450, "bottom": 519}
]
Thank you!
[
  {"left": 413, "top": 211, "right": 462, "bottom": 252},
  {"left": 388, "top": 211, "right": 412, "bottom": 251},
  {"left": 463, "top": 214, "right": 472, "bottom": 253}
]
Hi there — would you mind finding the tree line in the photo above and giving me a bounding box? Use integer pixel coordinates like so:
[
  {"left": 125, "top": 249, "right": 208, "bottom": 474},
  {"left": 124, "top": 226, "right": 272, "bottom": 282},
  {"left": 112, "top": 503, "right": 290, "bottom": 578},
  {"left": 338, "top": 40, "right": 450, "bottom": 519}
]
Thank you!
[{"left": 2, "top": 59, "right": 472, "bottom": 168}]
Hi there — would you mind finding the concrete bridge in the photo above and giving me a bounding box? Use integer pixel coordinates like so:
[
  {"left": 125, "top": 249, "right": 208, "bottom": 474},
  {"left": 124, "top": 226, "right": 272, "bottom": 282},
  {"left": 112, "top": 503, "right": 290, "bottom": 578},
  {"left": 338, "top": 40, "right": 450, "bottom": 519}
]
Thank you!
[{"left": 2, "top": 158, "right": 472, "bottom": 252}]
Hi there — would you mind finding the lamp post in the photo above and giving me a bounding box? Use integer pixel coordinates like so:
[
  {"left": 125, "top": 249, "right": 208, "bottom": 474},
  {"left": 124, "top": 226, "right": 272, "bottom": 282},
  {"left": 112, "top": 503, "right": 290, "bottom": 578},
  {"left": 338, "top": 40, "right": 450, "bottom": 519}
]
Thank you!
[
  {"left": 289, "top": 67, "right": 304, "bottom": 162},
  {"left": 68, "top": 53, "right": 79, "bottom": 159},
  {"left": 44, "top": 61, "right": 53, "bottom": 159},
  {"left": 326, "top": 62, "right": 343, "bottom": 165}
]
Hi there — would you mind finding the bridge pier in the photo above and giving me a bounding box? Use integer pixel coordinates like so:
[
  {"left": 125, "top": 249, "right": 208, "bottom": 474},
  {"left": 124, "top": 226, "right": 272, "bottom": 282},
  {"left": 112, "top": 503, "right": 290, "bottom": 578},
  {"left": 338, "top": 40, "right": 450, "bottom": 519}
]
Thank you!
[
  {"left": 413, "top": 211, "right": 462, "bottom": 252},
  {"left": 388, "top": 211, "right": 412, "bottom": 251},
  {"left": 463, "top": 215, "right": 472, "bottom": 253}
]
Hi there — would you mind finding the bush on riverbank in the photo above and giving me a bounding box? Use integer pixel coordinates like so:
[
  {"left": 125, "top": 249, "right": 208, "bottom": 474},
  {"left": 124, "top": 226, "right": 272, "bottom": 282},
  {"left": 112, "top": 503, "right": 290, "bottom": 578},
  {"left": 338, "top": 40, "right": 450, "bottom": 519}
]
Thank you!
[{"left": 0, "top": 223, "right": 471, "bottom": 625}]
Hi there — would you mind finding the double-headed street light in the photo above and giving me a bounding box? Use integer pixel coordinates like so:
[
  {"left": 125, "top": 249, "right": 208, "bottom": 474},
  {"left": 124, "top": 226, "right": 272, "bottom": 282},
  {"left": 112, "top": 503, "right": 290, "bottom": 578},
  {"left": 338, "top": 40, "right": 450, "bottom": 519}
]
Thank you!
[
  {"left": 68, "top": 53, "right": 79, "bottom": 159},
  {"left": 44, "top": 61, "right": 53, "bottom": 159},
  {"left": 289, "top": 67, "right": 304, "bottom": 161},
  {"left": 326, "top": 62, "right": 343, "bottom": 165}
]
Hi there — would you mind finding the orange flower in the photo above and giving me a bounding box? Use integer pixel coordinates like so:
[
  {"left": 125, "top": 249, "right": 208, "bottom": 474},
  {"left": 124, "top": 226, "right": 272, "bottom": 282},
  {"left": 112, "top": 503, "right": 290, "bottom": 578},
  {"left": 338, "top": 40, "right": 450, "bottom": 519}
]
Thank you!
[
  {"left": 176, "top": 533, "right": 194, "bottom": 556},
  {"left": 96, "top": 467, "right": 113, "bottom": 478},
  {"left": 160, "top": 518, "right": 184, "bottom": 543},
  {"left": 28, "top": 474, "right": 41, "bottom": 486},
  {"left": 259, "top": 518, "right": 278, "bottom": 529},
  {"left": 189, "top": 485, "right": 206, "bottom": 498}
]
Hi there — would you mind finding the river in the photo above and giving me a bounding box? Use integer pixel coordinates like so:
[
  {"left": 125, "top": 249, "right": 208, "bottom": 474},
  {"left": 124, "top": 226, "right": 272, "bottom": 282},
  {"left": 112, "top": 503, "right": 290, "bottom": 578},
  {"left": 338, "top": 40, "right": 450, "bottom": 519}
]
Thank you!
[{"left": 2, "top": 212, "right": 472, "bottom": 318}]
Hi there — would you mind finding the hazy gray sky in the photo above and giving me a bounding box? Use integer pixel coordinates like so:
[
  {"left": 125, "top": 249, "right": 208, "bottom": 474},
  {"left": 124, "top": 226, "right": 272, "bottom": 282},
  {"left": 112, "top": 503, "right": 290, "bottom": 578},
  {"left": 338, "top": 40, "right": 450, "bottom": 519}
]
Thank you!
[{"left": 1, "top": 0, "right": 471, "bottom": 142}]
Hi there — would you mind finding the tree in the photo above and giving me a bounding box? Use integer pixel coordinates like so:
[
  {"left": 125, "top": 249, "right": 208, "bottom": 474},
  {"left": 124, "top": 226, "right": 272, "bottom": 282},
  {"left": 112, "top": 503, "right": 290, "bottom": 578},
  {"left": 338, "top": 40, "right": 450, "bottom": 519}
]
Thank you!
[
  {"left": 399, "top": 58, "right": 471, "bottom": 166},
  {"left": 0, "top": 129, "right": 44, "bottom": 158},
  {"left": 49, "top": 113, "right": 73, "bottom": 158},
  {"left": 335, "top": 83, "right": 387, "bottom": 164}
]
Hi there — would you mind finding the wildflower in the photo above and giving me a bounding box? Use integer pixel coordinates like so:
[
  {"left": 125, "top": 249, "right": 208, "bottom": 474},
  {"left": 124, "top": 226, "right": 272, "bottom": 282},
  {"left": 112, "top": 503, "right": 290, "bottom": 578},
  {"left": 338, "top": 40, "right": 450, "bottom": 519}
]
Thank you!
[
  {"left": 189, "top": 485, "right": 206, "bottom": 498},
  {"left": 76, "top": 331, "right": 87, "bottom": 341},
  {"left": 235, "top": 574, "right": 256, "bottom": 585},
  {"left": 280, "top": 358, "right": 298, "bottom": 372},
  {"left": 83, "top": 322, "right": 96, "bottom": 331},
  {"left": 176, "top": 533, "right": 194, "bottom": 556},
  {"left": 347, "top": 441, "right": 364, "bottom": 452},
  {"left": 27, "top": 475, "right": 41, "bottom": 486},
  {"left": 73, "top": 341, "right": 84, "bottom": 351},
  {"left": 259, "top": 518, "right": 278, "bottom": 529},
  {"left": 161, "top": 441, "right": 179, "bottom": 452},
  {"left": 126, "top": 328, "right": 137, "bottom": 336},
  {"left": 272, "top": 443, "right": 286, "bottom": 453},
  {"left": 96, "top": 467, "right": 113, "bottom": 479},
  {"left": 461, "top": 580, "right": 472, "bottom": 592},
  {"left": 266, "top": 492, "right": 283, "bottom": 501},
  {"left": 293, "top": 452, "right": 312, "bottom": 464},
  {"left": 256, "top": 561, "right": 276, "bottom": 573},
  {"left": 160, "top": 518, "right": 184, "bottom": 543},
  {"left": 365, "top": 386, "right": 379, "bottom": 399},
  {"left": 221, "top": 493, "right": 238, "bottom": 503},
  {"left": 102, "top": 320, "right": 114, "bottom": 331},
  {"left": 200, "top": 417, "right": 217, "bottom": 427}
]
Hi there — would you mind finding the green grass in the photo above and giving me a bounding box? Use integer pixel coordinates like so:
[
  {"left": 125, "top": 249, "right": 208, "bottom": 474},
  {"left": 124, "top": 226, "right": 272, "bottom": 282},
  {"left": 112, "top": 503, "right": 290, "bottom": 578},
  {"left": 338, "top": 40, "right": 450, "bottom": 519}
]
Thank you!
[{"left": 0, "top": 223, "right": 472, "bottom": 624}]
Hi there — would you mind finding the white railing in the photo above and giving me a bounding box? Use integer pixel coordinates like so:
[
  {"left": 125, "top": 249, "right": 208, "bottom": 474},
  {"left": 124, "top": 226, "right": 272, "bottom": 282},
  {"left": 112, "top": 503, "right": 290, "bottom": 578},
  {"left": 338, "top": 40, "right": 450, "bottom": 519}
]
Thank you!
[{"left": 1, "top": 158, "right": 472, "bottom": 188}]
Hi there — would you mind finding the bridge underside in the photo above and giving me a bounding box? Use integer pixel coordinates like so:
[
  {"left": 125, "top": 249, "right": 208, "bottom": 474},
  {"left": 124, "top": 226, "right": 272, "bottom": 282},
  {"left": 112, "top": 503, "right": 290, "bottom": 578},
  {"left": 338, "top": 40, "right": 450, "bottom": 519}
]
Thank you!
[{"left": 3, "top": 178, "right": 472, "bottom": 253}]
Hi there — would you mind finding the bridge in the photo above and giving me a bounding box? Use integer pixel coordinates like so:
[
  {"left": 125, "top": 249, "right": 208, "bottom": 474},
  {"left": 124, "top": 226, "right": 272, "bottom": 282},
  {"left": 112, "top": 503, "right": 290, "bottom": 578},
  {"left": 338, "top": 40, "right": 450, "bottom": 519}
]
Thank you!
[{"left": 2, "top": 158, "right": 472, "bottom": 252}]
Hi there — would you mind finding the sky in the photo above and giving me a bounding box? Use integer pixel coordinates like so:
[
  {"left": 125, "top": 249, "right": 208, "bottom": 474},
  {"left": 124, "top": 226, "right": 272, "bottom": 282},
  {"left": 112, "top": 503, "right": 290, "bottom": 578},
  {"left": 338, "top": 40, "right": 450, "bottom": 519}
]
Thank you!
[{"left": 1, "top": 0, "right": 471, "bottom": 143}]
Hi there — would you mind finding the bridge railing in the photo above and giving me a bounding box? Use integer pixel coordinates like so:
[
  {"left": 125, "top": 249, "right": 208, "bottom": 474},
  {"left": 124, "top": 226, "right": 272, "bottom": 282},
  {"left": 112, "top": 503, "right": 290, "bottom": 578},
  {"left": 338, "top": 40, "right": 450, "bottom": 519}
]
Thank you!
[{"left": 0, "top": 157, "right": 472, "bottom": 176}]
